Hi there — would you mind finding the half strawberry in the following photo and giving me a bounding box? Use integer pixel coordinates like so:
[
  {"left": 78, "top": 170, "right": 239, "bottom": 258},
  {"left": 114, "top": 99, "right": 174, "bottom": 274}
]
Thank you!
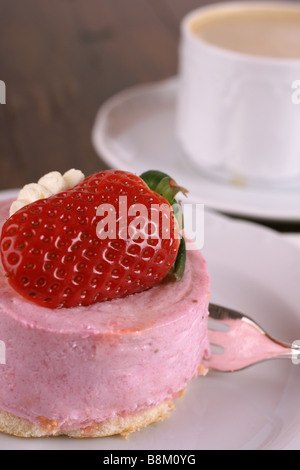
[{"left": 0, "top": 169, "right": 187, "bottom": 309}]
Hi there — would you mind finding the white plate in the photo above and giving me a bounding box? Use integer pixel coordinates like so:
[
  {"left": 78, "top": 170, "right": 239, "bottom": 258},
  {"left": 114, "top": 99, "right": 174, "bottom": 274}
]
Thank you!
[
  {"left": 1, "top": 189, "right": 300, "bottom": 450},
  {"left": 92, "top": 77, "right": 300, "bottom": 222}
]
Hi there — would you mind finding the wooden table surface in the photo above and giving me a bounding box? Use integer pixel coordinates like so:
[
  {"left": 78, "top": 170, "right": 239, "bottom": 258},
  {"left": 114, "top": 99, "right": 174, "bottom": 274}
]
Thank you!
[{"left": 0, "top": 0, "right": 298, "bottom": 231}]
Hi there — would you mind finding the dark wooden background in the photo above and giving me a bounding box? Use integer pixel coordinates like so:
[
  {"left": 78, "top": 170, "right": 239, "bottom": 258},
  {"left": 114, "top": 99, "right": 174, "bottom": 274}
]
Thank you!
[
  {"left": 0, "top": 0, "right": 209, "bottom": 190},
  {"left": 0, "top": 0, "right": 298, "bottom": 231}
]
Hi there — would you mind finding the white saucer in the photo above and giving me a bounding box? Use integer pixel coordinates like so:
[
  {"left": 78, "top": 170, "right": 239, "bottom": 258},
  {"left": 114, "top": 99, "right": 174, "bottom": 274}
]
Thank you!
[
  {"left": 92, "top": 77, "right": 300, "bottom": 222},
  {"left": 1, "top": 190, "right": 300, "bottom": 449}
]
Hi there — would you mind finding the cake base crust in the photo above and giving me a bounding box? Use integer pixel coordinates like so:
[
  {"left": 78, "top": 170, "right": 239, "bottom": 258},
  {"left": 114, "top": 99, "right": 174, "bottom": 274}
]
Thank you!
[{"left": 0, "top": 402, "right": 175, "bottom": 438}]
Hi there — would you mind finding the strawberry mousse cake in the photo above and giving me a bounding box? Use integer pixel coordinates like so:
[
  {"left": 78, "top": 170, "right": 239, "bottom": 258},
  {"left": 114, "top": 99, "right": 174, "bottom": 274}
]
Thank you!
[{"left": 0, "top": 169, "right": 210, "bottom": 438}]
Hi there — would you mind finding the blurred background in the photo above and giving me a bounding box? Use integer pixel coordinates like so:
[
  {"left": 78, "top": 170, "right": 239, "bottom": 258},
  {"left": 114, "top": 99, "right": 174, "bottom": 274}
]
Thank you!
[
  {"left": 0, "top": 0, "right": 298, "bottom": 191},
  {"left": 0, "top": 0, "right": 206, "bottom": 190}
]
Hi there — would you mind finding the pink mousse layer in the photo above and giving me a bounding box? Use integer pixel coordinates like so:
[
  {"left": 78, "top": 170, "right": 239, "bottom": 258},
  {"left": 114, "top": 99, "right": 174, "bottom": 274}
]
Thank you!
[{"left": 0, "top": 199, "right": 210, "bottom": 431}]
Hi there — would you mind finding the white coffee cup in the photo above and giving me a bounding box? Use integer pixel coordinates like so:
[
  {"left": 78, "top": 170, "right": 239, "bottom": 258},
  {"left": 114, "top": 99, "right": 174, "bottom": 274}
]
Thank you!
[{"left": 176, "top": 2, "right": 300, "bottom": 185}]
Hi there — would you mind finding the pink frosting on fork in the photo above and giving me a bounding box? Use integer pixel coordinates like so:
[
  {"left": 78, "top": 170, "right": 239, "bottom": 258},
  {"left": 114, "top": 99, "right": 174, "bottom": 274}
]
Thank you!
[
  {"left": 203, "top": 318, "right": 289, "bottom": 372},
  {"left": 0, "top": 199, "right": 210, "bottom": 432}
]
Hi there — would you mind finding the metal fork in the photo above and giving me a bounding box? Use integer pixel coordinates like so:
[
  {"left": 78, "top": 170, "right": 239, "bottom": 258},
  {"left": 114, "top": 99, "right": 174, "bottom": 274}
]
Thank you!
[{"left": 201, "top": 303, "right": 300, "bottom": 372}]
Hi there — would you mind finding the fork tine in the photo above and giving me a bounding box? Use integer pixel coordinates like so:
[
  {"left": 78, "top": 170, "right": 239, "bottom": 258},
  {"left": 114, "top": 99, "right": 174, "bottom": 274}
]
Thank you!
[
  {"left": 207, "top": 329, "right": 230, "bottom": 348},
  {"left": 209, "top": 303, "right": 244, "bottom": 321}
]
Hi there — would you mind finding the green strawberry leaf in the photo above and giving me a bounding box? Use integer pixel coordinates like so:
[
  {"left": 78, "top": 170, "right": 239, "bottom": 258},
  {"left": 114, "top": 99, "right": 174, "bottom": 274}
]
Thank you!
[{"left": 140, "top": 170, "right": 188, "bottom": 282}]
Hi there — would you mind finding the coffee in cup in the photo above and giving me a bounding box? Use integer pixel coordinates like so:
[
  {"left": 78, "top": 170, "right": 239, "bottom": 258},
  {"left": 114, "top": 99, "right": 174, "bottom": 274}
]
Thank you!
[{"left": 177, "top": 2, "right": 300, "bottom": 185}]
